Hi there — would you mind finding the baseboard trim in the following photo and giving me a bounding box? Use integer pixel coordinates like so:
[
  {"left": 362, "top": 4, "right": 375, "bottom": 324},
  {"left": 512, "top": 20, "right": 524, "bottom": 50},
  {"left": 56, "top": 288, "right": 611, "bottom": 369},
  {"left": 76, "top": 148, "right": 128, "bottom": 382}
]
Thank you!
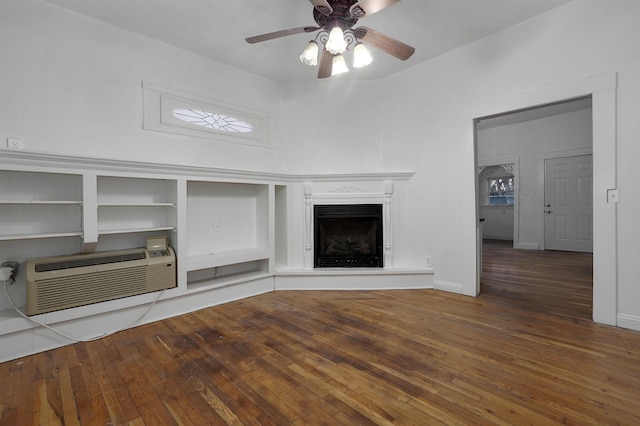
[
  {"left": 433, "top": 280, "right": 464, "bottom": 294},
  {"left": 617, "top": 314, "right": 640, "bottom": 332},
  {"left": 514, "top": 242, "right": 540, "bottom": 250}
]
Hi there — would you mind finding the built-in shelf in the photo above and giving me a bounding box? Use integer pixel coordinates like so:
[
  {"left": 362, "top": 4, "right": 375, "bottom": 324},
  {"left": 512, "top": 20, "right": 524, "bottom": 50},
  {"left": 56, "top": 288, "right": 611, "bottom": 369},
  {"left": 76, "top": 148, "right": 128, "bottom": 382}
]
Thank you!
[
  {"left": 0, "top": 170, "right": 83, "bottom": 243},
  {"left": 98, "top": 226, "right": 176, "bottom": 236},
  {"left": 0, "top": 232, "right": 84, "bottom": 241},
  {"left": 0, "top": 201, "right": 83, "bottom": 205},
  {"left": 187, "top": 248, "right": 270, "bottom": 271},
  {"left": 187, "top": 258, "right": 271, "bottom": 291},
  {"left": 96, "top": 176, "right": 177, "bottom": 242},
  {"left": 98, "top": 203, "right": 175, "bottom": 207},
  {"left": 185, "top": 181, "right": 271, "bottom": 291},
  {"left": 186, "top": 271, "right": 272, "bottom": 293}
]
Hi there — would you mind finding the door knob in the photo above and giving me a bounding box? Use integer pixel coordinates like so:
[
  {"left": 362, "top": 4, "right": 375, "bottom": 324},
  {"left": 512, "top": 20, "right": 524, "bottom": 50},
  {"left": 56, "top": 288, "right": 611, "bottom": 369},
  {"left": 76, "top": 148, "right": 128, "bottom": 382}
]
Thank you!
[
  {"left": 545, "top": 209, "right": 552, "bottom": 214},
  {"left": 545, "top": 204, "right": 551, "bottom": 207}
]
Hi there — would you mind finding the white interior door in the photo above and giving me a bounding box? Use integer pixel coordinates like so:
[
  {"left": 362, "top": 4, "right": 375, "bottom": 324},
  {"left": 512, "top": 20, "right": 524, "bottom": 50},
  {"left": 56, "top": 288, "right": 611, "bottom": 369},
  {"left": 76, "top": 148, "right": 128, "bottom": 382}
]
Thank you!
[{"left": 544, "top": 155, "right": 593, "bottom": 252}]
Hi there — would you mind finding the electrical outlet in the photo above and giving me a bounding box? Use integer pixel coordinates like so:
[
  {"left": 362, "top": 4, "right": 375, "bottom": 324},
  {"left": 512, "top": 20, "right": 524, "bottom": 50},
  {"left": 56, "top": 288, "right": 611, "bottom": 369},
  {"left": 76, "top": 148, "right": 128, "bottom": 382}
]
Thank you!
[
  {"left": 1, "top": 261, "right": 19, "bottom": 283},
  {"left": 214, "top": 221, "right": 221, "bottom": 232},
  {"left": 425, "top": 256, "right": 433, "bottom": 268},
  {"left": 7, "top": 138, "right": 23, "bottom": 150}
]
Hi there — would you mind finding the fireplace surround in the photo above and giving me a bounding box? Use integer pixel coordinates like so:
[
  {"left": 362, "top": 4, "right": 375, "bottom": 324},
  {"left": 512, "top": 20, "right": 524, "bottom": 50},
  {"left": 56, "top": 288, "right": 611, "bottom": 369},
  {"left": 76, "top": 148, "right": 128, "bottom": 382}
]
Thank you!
[{"left": 314, "top": 204, "right": 383, "bottom": 268}]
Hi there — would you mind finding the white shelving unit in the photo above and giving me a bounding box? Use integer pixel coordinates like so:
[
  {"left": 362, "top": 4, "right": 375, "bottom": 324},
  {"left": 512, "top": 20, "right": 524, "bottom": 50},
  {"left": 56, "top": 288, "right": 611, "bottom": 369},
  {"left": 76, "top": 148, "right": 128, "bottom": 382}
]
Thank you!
[
  {"left": 0, "top": 159, "right": 279, "bottom": 353},
  {"left": 0, "top": 170, "right": 85, "bottom": 313},
  {"left": 185, "top": 181, "right": 271, "bottom": 290},
  {"left": 86, "top": 175, "right": 179, "bottom": 253},
  {"left": 97, "top": 176, "right": 177, "bottom": 236},
  {"left": 0, "top": 171, "right": 83, "bottom": 242}
]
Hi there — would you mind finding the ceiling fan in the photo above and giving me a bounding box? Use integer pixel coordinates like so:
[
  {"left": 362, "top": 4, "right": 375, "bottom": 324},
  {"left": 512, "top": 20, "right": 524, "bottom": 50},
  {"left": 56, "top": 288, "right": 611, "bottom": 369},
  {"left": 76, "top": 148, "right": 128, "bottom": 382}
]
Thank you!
[{"left": 246, "top": 0, "right": 415, "bottom": 78}]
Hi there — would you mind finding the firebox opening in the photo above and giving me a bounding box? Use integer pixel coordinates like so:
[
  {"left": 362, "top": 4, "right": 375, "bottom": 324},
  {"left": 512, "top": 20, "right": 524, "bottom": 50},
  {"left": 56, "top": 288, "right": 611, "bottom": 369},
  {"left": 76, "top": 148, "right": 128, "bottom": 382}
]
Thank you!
[{"left": 314, "top": 204, "right": 383, "bottom": 268}]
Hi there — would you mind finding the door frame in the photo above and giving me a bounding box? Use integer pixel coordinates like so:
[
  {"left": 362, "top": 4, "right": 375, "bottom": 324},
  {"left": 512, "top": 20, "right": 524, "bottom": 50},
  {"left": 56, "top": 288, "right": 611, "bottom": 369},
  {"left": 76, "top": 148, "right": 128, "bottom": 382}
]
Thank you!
[{"left": 470, "top": 72, "right": 618, "bottom": 326}]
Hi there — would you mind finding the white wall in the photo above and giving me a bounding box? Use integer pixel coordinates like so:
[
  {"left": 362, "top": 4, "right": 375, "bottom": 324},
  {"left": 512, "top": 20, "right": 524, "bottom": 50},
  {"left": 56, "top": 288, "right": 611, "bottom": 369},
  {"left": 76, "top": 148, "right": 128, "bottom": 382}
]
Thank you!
[
  {"left": 0, "top": 0, "right": 282, "bottom": 173},
  {"left": 278, "top": 80, "right": 385, "bottom": 174},
  {"left": 478, "top": 108, "right": 593, "bottom": 247}
]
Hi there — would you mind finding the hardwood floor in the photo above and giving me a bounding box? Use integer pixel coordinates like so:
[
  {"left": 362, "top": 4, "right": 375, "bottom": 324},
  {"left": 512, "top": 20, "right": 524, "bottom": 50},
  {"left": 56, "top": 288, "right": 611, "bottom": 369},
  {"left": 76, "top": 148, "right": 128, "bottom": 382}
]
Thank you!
[
  {"left": 2, "top": 243, "right": 640, "bottom": 425},
  {"left": 480, "top": 239, "right": 594, "bottom": 319}
]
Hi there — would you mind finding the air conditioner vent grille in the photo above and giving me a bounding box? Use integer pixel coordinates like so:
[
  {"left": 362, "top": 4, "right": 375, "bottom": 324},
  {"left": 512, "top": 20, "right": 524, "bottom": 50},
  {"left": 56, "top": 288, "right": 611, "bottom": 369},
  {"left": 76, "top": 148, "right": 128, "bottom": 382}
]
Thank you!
[
  {"left": 35, "top": 251, "right": 146, "bottom": 272},
  {"left": 33, "top": 267, "right": 148, "bottom": 312}
]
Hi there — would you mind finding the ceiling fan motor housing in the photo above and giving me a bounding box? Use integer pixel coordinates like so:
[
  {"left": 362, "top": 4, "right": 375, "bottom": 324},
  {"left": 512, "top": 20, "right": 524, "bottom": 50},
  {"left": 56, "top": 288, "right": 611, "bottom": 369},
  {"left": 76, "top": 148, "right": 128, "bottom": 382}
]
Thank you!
[{"left": 313, "top": 0, "right": 360, "bottom": 29}]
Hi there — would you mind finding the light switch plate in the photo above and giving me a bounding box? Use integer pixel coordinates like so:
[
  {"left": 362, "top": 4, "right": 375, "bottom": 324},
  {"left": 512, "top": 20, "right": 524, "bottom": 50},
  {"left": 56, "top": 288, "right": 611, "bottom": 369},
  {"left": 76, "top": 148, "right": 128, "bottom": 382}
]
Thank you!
[
  {"left": 7, "top": 138, "right": 23, "bottom": 149},
  {"left": 607, "top": 189, "right": 620, "bottom": 203}
]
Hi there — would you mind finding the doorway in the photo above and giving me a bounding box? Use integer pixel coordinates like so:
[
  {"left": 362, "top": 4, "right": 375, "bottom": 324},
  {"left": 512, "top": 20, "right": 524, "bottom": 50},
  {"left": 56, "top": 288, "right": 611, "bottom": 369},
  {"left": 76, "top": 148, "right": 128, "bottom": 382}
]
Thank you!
[
  {"left": 471, "top": 73, "right": 617, "bottom": 325},
  {"left": 476, "top": 97, "right": 593, "bottom": 313}
]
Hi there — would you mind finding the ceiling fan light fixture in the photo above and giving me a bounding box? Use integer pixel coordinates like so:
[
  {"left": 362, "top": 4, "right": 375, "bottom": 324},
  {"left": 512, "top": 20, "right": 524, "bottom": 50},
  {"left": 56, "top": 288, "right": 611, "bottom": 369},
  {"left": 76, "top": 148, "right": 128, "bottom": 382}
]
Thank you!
[
  {"left": 245, "top": 1, "right": 416, "bottom": 79},
  {"left": 353, "top": 42, "right": 373, "bottom": 68},
  {"left": 299, "top": 40, "right": 319, "bottom": 66},
  {"left": 331, "top": 53, "right": 349, "bottom": 76},
  {"left": 325, "top": 24, "right": 347, "bottom": 55}
]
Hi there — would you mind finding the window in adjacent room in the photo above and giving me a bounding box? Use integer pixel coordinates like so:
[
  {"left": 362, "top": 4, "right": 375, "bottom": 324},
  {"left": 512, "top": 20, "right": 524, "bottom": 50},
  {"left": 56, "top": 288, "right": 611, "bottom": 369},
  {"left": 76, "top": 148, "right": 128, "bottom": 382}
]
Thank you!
[
  {"left": 479, "top": 164, "right": 515, "bottom": 206},
  {"left": 488, "top": 177, "right": 514, "bottom": 205}
]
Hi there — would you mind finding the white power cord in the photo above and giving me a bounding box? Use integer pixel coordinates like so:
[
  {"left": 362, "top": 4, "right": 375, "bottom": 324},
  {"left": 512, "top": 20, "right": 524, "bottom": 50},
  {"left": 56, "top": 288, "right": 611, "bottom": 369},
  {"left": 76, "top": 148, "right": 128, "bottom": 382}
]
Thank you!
[{"left": 3, "top": 278, "right": 165, "bottom": 343}]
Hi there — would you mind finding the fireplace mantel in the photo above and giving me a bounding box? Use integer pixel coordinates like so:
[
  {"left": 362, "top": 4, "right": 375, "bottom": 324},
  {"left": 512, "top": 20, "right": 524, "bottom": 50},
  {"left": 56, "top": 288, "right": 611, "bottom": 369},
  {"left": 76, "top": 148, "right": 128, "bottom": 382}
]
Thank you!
[
  {"left": 272, "top": 175, "right": 433, "bottom": 291},
  {"left": 302, "top": 180, "right": 396, "bottom": 269}
]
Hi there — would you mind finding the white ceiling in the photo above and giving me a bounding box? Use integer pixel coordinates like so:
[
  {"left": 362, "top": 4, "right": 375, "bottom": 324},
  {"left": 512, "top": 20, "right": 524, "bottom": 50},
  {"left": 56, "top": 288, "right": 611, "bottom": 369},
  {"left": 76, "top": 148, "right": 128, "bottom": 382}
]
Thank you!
[{"left": 44, "top": 0, "right": 575, "bottom": 83}]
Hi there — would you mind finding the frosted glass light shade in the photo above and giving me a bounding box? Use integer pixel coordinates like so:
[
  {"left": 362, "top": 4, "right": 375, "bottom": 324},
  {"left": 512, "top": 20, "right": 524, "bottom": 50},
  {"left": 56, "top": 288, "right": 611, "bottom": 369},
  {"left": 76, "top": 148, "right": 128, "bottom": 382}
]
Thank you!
[
  {"left": 299, "top": 40, "right": 319, "bottom": 66},
  {"left": 325, "top": 25, "right": 347, "bottom": 54},
  {"left": 331, "top": 54, "right": 349, "bottom": 75},
  {"left": 353, "top": 42, "right": 373, "bottom": 68}
]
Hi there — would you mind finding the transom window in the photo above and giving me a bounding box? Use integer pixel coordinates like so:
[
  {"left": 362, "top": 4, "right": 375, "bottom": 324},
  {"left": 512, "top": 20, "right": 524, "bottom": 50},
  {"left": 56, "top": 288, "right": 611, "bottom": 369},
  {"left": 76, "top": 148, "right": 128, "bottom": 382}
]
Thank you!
[{"left": 142, "top": 83, "right": 269, "bottom": 147}]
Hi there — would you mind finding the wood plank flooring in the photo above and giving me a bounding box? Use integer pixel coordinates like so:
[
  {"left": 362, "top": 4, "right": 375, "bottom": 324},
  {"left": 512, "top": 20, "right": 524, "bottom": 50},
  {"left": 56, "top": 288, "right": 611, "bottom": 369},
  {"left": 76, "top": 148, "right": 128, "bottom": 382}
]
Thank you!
[
  {"left": 481, "top": 239, "right": 594, "bottom": 319},
  {"left": 2, "top": 242, "right": 640, "bottom": 425}
]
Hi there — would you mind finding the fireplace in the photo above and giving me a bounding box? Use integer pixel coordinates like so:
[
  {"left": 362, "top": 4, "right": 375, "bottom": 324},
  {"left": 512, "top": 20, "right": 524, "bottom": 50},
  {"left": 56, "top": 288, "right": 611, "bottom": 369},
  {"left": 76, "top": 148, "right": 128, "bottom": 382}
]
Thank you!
[{"left": 314, "top": 204, "right": 383, "bottom": 268}]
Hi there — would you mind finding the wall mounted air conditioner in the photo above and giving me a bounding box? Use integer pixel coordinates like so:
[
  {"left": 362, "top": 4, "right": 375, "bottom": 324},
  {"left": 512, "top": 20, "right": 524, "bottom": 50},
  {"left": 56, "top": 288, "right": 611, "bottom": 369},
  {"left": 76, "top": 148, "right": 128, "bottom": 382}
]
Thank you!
[{"left": 26, "top": 247, "right": 176, "bottom": 315}]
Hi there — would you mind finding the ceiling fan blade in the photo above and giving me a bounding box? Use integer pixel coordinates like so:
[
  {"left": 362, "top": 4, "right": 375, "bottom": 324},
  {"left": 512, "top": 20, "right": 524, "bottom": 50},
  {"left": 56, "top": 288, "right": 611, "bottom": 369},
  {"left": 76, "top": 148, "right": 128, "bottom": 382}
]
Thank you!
[
  {"left": 309, "top": 0, "right": 333, "bottom": 16},
  {"left": 350, "top": 0, "right": 402, "bottom": 18},
  {"left": 317, "top": 49, "right": 333, "bottom": 79},
  {"left": 354, "top": 26, "right": 415, "bottom": 60},
  {"left": 246, "top": 26, "right": 320, "bottom": 44}
]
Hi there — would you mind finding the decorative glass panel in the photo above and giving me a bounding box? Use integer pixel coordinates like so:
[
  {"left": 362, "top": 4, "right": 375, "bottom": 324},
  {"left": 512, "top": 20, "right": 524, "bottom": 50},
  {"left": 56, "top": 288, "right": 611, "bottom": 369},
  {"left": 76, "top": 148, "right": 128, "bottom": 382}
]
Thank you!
[{"left": 172, "top": 109, "right": 253, "bottom": 133}]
